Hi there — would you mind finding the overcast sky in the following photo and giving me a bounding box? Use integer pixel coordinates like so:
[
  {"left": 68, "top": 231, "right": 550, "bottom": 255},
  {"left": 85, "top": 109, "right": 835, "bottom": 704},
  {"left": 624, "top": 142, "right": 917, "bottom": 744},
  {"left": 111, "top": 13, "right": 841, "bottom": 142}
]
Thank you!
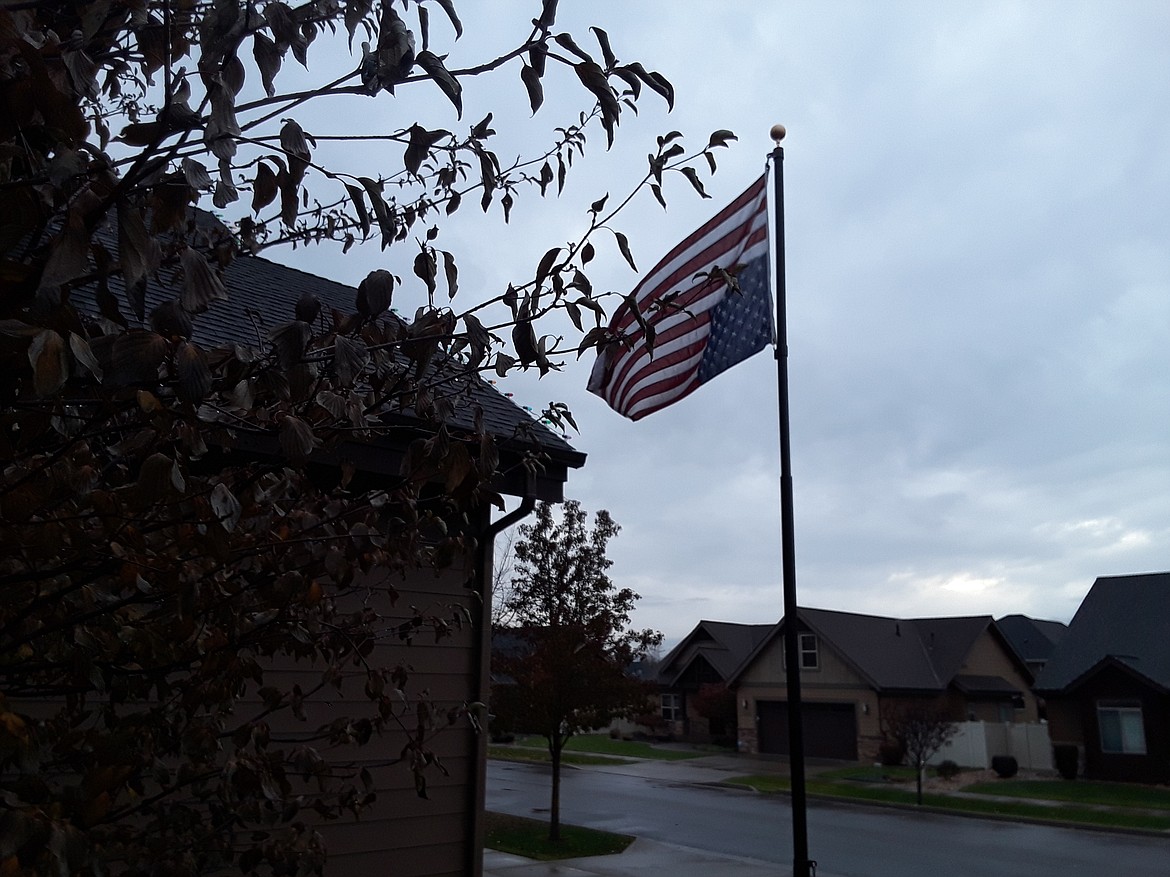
[{"left": 277, "top": 1, "right": 1170, "bottom": 646}]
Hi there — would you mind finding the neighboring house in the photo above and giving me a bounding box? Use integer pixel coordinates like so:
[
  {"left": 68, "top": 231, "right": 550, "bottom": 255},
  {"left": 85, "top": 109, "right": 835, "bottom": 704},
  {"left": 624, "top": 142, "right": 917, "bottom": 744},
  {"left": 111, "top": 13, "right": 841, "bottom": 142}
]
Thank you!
[
  {"left": 655, "top": 621, "right": 772, "bottom": 742},
  {"left": 1034, "top": 572, "right": 1170, "bottom": 784},
  {"left": 74, "top": 230, "right": 585, "bottom": 877},
  {"left": 732, "top": 608, "right": 1039, "bottom": 761},
  {"left": 995, "top": 614, "right": 1069, "bottom": 679}
]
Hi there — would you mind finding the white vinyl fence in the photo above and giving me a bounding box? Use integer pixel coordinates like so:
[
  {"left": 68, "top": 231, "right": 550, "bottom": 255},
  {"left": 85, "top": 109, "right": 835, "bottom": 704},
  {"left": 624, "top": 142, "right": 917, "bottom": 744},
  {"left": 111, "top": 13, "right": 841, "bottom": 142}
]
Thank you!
[{"left": 929, "top": 721, "right": 1053, "bottom": 771}]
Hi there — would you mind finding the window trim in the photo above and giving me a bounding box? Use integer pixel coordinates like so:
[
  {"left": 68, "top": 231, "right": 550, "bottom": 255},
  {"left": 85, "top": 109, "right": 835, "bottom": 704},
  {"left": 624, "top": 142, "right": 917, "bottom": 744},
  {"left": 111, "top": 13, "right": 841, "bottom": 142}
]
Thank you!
[
  {"left": 781, "top": 633, "right": 820, "bottom": 671},
  {"left": 798, "top": 632, "right": 819, "bottom": 670},
  {"left": 1097, "top": 701, "right": 1147, "bottom": 755},
  {"left": 661, "top": 692, "right": 682, "bottom": 722}
]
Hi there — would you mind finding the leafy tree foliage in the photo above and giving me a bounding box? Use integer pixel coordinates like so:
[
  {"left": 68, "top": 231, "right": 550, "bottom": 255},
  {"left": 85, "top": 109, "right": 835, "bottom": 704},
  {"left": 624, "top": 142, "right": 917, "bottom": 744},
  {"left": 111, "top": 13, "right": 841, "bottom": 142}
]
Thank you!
[
  {"left": 884, "top": 703, "right": 958, "bottom": 804},
  {"left": 0, "top": 1, "right": 732, "bottom": 873},
  {"left": 492, "top": 501, "right": 661, "bottom": 840},
  {"left": 691, "top": 682, "right": 736, "bottom": 741}
]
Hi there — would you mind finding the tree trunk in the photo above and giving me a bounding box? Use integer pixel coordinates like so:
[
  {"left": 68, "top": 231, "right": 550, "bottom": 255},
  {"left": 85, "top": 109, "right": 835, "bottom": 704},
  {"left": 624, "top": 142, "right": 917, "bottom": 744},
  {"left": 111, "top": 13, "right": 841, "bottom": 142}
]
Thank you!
[
  {"left": 549, "top": 733, "right": 562, "bottom": 842},
  {"left": 916, "top": 759, "right": 924, "bottom": 805}
]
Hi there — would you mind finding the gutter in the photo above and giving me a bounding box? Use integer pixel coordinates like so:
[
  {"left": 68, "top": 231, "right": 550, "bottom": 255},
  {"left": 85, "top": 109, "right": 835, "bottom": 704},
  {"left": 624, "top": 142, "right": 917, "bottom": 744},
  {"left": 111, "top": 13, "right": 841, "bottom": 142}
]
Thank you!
[
  {"left": 484, "top": 492, "right": 537, "bottom": 542},
  {"left": 470, "top": 477, "right": 538, "bottom": 877}
]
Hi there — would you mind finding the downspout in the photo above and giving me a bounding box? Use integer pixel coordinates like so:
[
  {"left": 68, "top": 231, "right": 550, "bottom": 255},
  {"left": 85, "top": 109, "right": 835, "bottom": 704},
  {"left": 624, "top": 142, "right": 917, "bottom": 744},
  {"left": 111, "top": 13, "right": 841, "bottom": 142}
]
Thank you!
[
  {"left": 470, "top": 475, "right": 537, "bottom": 877},
  {"left": 484, "top": 492, "right": 538, "bottom": 542}
]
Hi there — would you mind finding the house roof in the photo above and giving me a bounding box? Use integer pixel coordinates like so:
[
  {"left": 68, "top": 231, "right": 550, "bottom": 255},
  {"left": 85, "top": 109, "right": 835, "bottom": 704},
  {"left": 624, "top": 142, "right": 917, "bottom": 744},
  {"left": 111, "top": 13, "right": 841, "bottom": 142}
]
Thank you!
[
  {"left": 731, "top": 607, "right": 1017, "bottom": 694},
  {"left": 1033, "top": 572, "right": 1170, "bottom": 694},
  {"left": 803, "top": 609, "right": 994, "bottom": 691},
  {"left": 995, "top": 614, "right": 1068, "bottom": 665},
  {"left": 211, "top": 254, "right": 584, "bottom": 455},
  {"left": 657, "top": 620, "right": 773, "bottom": 687},
  {"left": 69, "top": 219, "right": 585, "bottom": 500},
  {"left": 951, "top": 674, "right": 1022, "bottom": 698}
]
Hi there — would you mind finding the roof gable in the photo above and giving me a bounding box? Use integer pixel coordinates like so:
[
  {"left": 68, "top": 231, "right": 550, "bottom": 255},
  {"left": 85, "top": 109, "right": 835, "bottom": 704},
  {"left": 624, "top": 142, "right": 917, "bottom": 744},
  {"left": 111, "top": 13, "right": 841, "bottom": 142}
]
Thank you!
[
  {"left": 732, "top": 608, "right": 1002, "bottom": 692},
  {"left": 995, "top": 614, "right": 1068, "bottom": 664},
  {"left": 658, "top": 620, "right": 772, "bottom": 687},
  {"left": 1034, "top": 572, "right": 1170, "bottom": 693},
  {"left": 910, "top": 616, "right": 995, "bottom": 683},
  {"left": 806, "top": 610, "right": 993, "bottom": 691}
]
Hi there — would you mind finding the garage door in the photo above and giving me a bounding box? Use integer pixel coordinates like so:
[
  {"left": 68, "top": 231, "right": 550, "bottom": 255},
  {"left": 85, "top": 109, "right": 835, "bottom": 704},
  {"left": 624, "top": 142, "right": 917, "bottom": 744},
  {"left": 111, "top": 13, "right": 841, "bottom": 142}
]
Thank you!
[{"left": 757, "top": 700, "right": 858, "bottom": 760}]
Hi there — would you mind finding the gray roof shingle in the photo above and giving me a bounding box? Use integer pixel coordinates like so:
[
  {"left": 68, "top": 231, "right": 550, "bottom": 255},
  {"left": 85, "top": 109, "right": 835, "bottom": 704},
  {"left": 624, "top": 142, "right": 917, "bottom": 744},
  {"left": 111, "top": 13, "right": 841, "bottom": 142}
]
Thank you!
[
  {"left": 658, "top": 621, "right": 773, "bottom": 686},
  {"left": 180, "top": 252, "right": 582, "bottom": 461},
  {"left": 995, "top": 614, "right": 1068, "bottom": 665},
  {"left": 731, "top": 608, "right": 1010, "bottom": 693},
  {"left": 951, "top": 674, "right": 1023, "bottom": 697},
  {"left": 1033, "top": 572, "right": 1170, "bottom": 693},
  {"left": 802, "top": 609, "right": 993, "bottom": 691},
  {"left": 67, "top": 218, "right": 585, "bottom": 497}
]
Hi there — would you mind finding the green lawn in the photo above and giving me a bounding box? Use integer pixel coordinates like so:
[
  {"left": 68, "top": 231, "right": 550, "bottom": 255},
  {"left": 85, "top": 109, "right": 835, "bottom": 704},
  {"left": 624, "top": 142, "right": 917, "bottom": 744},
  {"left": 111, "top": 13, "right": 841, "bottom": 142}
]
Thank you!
[
  {"left": 817, "top": 764, "right": 919, "bottom": 783},
  {"left": 484, "top": 811, "right": 633, "bottom": 860},
  {"left": 487, "top": 745, "right": 627, "bottom": 766},
  {"left": 724, "top": 774, "right": 1170, "bottom": 833},
  {"left": 964, "top": 779, "right": 1170, "bottom": 811},
  {"left": 507, "top": 734, "right": 705, "bottom": 761}
]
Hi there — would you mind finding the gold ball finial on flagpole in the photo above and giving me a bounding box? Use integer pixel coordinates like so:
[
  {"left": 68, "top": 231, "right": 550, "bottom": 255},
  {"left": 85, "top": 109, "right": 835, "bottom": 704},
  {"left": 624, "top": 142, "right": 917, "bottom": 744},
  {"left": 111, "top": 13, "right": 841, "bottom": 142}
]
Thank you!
[{"left": 770, "top": 124, "right": 787, "bottom": 144}]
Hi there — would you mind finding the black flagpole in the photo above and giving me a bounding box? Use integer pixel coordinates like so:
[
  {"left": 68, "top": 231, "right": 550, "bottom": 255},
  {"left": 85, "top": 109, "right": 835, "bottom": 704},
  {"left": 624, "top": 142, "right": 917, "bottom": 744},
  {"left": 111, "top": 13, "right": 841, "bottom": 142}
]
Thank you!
[{"left": 771, "top": 125, "right": 814, "bottom": 877}]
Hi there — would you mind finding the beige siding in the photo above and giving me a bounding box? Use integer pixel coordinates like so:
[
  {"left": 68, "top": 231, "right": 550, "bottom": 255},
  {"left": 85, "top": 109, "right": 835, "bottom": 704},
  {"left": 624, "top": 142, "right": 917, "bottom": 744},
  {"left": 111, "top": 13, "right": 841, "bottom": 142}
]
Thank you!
[
  {"left": 959, "top": 629, "right": 1040, "bottom": 722},
  {"left": 737, "top": 633, "right": 864, "bottom": 687},
  {"left": 15, "top": 562, "right": 487, "bottom": 877},
  {"left": 736, "top": 635, "right": 880, "bottom": 757},
  {"left": 262, "top": 565, "right": 484, "bottom": 877}
]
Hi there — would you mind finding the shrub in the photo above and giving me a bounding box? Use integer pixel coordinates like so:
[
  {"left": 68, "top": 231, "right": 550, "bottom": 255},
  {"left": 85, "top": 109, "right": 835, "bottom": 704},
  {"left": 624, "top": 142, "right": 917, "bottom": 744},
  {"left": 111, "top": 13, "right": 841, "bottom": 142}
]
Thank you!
[
  {"left": 634, "top": 713, "right": 670, "bottom": 743},
  {"left": 692, "top": 683, "right": 737, "bottom": 737},
  {"left": 879, "top": 741, "right": 906, "bottom": 766},
  {"left": 609, "top": 727, "right": 622, "bottom": 739},
  {"left": 991, "top": 755, "right": 1019, "bottom": 778},
  {"left": 936, "top": 759, "right": 961, "bottom": 780},
  {"left": 1054, "top": 744, "right": 1079, "bottom": 780}
]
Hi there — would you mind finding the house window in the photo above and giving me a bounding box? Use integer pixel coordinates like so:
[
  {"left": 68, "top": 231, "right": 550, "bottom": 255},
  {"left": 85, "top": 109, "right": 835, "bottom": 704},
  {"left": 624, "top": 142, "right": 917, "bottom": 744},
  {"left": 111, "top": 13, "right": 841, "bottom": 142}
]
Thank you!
[
  {"left": 799, "top": 633, "right": 819, "bottom": 669},
  {"left": 661, "top": 693, "right": 682, "bottom": 722},
  {"left": 1097, "top": 702, "right": 1147, "bottom": 755},
  {"left": 781, "top": 633, "right": 820, "bottom": 670}
]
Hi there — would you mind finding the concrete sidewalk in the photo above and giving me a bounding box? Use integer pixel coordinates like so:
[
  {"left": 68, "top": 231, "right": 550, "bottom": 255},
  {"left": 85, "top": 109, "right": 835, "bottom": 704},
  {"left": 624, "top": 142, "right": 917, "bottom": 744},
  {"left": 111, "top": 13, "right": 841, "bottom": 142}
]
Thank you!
[
  {"left": 484, "top": 837, "right": 815, "bottom": 877},
  {"left": 482, "top": 752, "right": 837, "bottom": 877}
]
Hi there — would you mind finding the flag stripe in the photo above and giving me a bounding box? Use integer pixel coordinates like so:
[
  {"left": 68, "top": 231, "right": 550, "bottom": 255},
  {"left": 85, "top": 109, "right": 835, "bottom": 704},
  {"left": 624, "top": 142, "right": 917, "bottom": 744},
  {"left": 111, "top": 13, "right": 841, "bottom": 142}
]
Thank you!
[
  {"left": 622, "top": 346, "right": 707, "bottom": 419},
  {"left": 612, "top": 318, "right": 711, "bottom": 415},
  {"left": 609, "top": 177, "right": 769, "bottom": 335},
  {"left": 606, "top": 310, "right": 712, "bottom": 412},
  {"left": 601, "top": 215, "right": 767, "bottom": 409},
  {"left": 601, "top": 218, "right": 769, "bottom": 410},
  {"left": 588, "top": 174, "right": 772, "bottom": 421}
]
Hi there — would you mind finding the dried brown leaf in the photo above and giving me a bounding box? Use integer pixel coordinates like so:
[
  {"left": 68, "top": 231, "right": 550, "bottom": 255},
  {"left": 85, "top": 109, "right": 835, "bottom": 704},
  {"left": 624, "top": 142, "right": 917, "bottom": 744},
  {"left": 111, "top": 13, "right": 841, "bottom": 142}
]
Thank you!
[
  {"left": 252, "top": 161, "right": 279, "bottom": 213},
  {"left": 175, "top": 341, "right": 212, "bottom": 403},
  {"left": 356, "top": 270, "right": 394, "bottom": 317},
  {"left": 118, "top": 198, "right": 161, "bottom": 294},
  {"left": 179, "top": 247, "right": 228, "bottom": 314},
  {"left": 333, "top": 336, "right": 370, "bottom": 388},
  {"left": 29, "top": 330, "right": 68, "bottom": 396},
  {"left": 279, "top": 415, "right": 317, "bottom": 463}
]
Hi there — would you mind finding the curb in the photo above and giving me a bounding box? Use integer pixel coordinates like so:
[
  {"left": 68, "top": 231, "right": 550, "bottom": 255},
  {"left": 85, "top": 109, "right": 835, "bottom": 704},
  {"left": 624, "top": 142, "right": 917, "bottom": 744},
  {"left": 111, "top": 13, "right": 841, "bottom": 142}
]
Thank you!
[{"left": 710, "top": 780, "right": 1170, "bottom": 840}]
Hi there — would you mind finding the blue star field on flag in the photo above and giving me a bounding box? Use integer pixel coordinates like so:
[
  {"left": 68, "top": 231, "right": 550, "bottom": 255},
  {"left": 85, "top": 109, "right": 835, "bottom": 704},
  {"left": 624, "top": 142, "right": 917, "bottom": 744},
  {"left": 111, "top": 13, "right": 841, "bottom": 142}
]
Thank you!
[{"left": 696, "top": 255, "right": 773, "bottom": 385}]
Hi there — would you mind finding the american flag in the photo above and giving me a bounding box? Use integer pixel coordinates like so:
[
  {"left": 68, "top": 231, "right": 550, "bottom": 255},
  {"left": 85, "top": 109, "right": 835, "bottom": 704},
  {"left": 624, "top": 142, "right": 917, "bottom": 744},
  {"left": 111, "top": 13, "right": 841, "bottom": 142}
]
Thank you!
[{"left": 587, "top": 175, "right": 773, "bottom": 420}]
